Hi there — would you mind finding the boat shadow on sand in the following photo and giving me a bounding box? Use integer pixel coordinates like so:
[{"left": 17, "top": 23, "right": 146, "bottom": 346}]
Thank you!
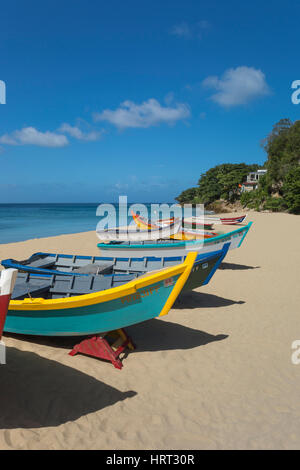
[
  {"left": 0, "top": 347, "right": 136, "bottom": 430},
  {"left": 219, "top": 262, "right": 260, "bottom": 270},
  {"left": 5, "top": 316, "right": 228, "bottom": 355},
  {"left": 4, "top": 317, "right": 229, "bottom": 369},
  {"left": 174, "top": 291, "right": 245, "bottom": 309},
  {"left": 127, "top": 319, "right": 228, "bottom": 353}
]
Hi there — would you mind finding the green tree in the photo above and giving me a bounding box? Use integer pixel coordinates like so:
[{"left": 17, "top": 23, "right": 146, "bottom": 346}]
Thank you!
[
  {"left": 175, "top": 118, "right": 300, "bottom": 213},
  {"left": 197, "top": 163, "right": 259, "bottom": 204},
  {"left": 176, "top": 163, "right": 259, "bottom": 205},
  {"left": 282, "top": 166, "right": 300, "bottom": 214},
  {"left": 175, "top": 187, "right": 198, "bottom": 204},
  {"left": 263, "top": 118, "right": 299, "bottom": 192}
]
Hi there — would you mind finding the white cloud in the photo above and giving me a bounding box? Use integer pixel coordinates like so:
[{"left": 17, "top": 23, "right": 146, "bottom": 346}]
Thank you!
[
  {"left": 170, "top": 20, "right": 210, "bottom": 39},
  {"left": 94, "top": 98, "right": 190, "bottom": 129},
  {"left": 197, "top": 20, "right": 210, "bottom": 29},
  {"left": 0, "top": 127, "right": 69, "bottom": 147},
  {"left": 170, "top": 22, "right": 191, "bottom": 38},
  {"left": 202, "top": 66, "right": 270, "bottom": 107},
  {"left": 58, "top": 123, "right": 103, "bottom": 141},
  {"left": 196, "top": 20, "right": 210, "bottom": 38},
  {"left": 0, "top": 134, "right": 18, "bottom": 145},
  {"left": 164, "top": 91, "right": 175, "bottom": 105}
]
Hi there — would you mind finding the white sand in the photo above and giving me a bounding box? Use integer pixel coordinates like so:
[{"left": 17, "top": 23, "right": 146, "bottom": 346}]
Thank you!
[{"left": 0, "top": 212, "right": 300, "bottom": 449}]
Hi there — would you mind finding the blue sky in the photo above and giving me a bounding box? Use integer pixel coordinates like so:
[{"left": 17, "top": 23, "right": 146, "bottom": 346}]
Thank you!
[{"left": 0, "top": 0, "right": 300, "bottom": 202}]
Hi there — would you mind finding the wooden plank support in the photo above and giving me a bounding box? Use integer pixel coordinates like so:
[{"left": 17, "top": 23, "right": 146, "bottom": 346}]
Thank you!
[{"left": 69, "top": 328, "right": 136, "bottom": 369}]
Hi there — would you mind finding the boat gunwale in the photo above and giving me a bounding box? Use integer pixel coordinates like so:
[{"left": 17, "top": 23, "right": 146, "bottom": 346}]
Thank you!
[
  {"left": 2, "top": 247, "right": 226, "bottom": 276},
  {"left": 8, "top": 252, "right": 195, "bottom": 311},
  {"left": 97, "top": 222, "right": 253, "bottom": 250}
]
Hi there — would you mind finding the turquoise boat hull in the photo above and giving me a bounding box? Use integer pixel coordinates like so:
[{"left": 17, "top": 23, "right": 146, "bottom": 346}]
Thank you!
[
  {"left": 5, "top": 275, "right": 181, "bottom": 336},
  {"left": 97, "top": 222, "right": 253, "bottom": 258}
]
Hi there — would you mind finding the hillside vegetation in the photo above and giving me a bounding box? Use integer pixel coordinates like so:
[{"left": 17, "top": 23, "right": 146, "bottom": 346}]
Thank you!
[{"left": 176, "top": 119, "right": 300, "bottom": 214}]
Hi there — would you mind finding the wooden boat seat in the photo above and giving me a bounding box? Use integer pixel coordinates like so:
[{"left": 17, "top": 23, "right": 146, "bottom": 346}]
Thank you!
[
  {"left": 27, "top": 258, "right": 56, "bottom": 269},
  {"left": 19, "top": 255, "right": 56, "bottom": 269},
  {"left": 10, "top": 270, "right": 139, "bottom": 300},
  {"left": 49, "top": 273, "right": 137, "bottom": 297},
  {"left": 12, "top": 281, "right": 51, "bottom": 300},
  {"left": 121, "top": 267, "right": 148, "bottom": 273},
  {"left": 72, "top": 262, "right": 115, "bottom": 275}
]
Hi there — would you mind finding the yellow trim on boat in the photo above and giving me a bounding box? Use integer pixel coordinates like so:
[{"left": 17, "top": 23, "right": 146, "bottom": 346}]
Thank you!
[
  {"left": 8, "top": 257, "right": 191, "bottom": 311},
  {"left": 132, "top": 212, "right": 152, "bottom": 230},
  {"left": 132, "top": 212, "right": 207, "bottom": 241},
  {"left": 159, "top": 251, "right": 197, "bottom": 317},
  {"left": 171, "top": 232, "right": 204, "bottom": 241}
]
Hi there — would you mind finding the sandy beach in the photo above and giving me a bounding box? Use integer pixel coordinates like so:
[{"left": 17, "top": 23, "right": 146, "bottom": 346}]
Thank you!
[{"left": 1, "top": 211, "right": 300, "bottom": 450}]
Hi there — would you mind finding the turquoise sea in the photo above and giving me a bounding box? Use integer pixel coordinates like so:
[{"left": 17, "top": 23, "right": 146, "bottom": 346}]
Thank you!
[
  {"left": 0, "top": 203, "right": 203, "bottom": 244},
  {"left": 0, "top": 203, "right": 211, "bottom": 244},
  {"left": 0, "top": 203, "right": 100, "bottom": 244}
]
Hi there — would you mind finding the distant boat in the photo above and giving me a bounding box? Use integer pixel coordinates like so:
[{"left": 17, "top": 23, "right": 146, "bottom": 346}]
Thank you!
[
  {"left": 1, "top": 243, "right": 229, "bottom": 294},
  {"left": 97, "top": 217, "right": 182, "bottom": 242},
  {"left": 4, "top": 253, "right": 198, "bottom": 336},
  {"left": 150, "top": 213, "right": 247, "bottom": 227},
  {"left": 131, "top": 212, "right": 216, "bottom": 240},
  {"left": 204, "top": 215, "right": 247, "bottom": 225},
  {"left": 97, "top": 222, "right": 253, "bottom": 258}
]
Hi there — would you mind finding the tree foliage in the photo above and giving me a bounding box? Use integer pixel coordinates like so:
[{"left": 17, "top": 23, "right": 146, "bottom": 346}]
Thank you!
[
  {"left": 175, "top": 187, "right": 198, "bottom": 204},
  {"left": 176, "top": 118, "right": 300, "bottom": 214},
  {"left": 262, "top": 119, "right": 300, "bottom": 212},
  {"left": 282, "top": 166, "right": 300, "bottom": 214},
  {"left": 176, "top": 163, "right": 259, "bottom": 205}
]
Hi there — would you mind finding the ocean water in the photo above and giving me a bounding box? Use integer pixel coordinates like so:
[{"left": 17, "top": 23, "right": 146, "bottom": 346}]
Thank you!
[
  {"left": 0, "top": 203, "right": 100, "bottom": 244},
  {"left": 1, "top": 203, "right": 202, "bottom": 244}
]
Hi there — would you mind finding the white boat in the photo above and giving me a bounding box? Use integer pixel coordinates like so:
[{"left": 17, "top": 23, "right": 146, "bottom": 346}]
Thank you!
[
  {"left": 96, "top": 218, "right": 182, "bottom": 242},
  {"left": 131, "top": 211, "right": 217, "bottom": 240},
  {"left": 97, "top": 222, "right": 253, "bottom": 258},
  {"left": 203, "top": 214, "right": 247, "bottom": 225}
]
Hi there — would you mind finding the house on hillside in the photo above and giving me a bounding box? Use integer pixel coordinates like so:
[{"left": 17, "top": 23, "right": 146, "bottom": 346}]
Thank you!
[{"left": 241, "top": 169, "right": 267, "bottom": 192}]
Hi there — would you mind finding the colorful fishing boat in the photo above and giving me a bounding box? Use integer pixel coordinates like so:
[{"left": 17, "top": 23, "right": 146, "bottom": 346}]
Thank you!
[
  {"left": 97, "top": 222, "right": 252, "bottom": 258},
  {"left": 96, "top": 217, "right": 181, "bottom": 242},
  {"left": 203, "top": 214, "right": 247, "bottom": 225},
  {"left": 131, "top": 212, "right": 214, "bottom": 230},
  {"left": 131, "top": 211, "right": 217, "bottom": 240},
  {"left": 2, "top": 243, "right": 229, "bottom": 294},
  {"left": 4, "top": 252, "right": 197, "bottom": 336},
  {"left": 171, "top": 227, "right": 217, "bottom": 241},
  {"left": 0, "top": 268, "right": 18, "bottom": 364}
]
